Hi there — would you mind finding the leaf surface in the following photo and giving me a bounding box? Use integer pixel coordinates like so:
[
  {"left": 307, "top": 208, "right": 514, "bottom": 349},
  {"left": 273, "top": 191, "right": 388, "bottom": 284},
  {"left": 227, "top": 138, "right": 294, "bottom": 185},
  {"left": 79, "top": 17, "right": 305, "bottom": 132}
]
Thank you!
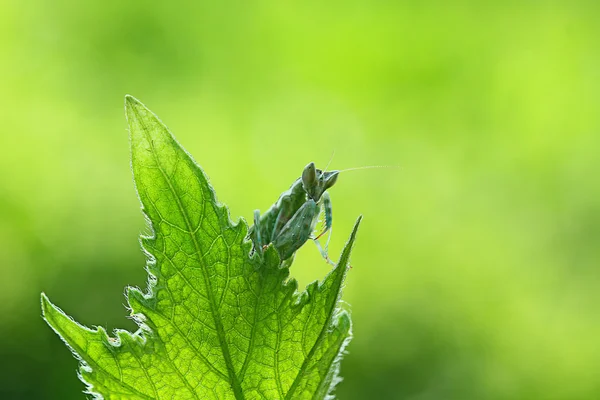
[{"left": 42, "top": 96, "right": 360, "bottom": 399}]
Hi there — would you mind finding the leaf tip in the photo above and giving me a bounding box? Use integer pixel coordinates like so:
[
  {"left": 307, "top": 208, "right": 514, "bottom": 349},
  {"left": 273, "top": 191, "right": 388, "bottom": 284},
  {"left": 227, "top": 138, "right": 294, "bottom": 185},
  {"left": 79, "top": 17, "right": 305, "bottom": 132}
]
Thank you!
[
  {"left": 334, "top": 215, "right": 362, "bottom": 271},
  {"left": 124, "top": 94, "right": 141, "bottom": 108},
  {"left": 124, "top": 95, "right": 148, "bottom": 124},
  {"left": 40, "top": 292, "right": 55, "bottom": 317},
  {"left": 354, "top": 214, "right": 363, "bottom": 228},
  {"left": 348, "top": 215, "right": 362, "bottom": 245}
]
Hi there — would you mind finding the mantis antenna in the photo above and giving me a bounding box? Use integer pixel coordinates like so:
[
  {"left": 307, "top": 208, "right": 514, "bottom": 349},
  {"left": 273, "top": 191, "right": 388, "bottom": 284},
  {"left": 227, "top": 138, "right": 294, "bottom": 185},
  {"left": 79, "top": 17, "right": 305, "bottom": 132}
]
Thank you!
[
  {"left": 337, "top": 165, "right": 401, "bottom": 173},
  {"left": 322, "top": 150, "right": 336, "bottom": 173},
  {"left": 321, "top": 150, "right": 399, "bottom": 174}
]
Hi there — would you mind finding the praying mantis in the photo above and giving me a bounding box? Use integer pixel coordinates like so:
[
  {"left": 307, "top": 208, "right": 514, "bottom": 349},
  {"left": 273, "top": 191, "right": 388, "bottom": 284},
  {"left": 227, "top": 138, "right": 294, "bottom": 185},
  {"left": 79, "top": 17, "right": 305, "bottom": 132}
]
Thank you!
[{"left": 248, "top": 162, "right": 338, "bottom": 266}]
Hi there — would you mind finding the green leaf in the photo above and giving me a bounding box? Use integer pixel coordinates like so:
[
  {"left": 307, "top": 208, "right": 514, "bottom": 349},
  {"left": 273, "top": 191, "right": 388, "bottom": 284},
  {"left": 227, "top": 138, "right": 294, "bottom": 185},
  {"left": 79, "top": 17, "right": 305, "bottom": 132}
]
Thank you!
[{"left": 41, "top": 96, "right": 361, "bottom": 399}]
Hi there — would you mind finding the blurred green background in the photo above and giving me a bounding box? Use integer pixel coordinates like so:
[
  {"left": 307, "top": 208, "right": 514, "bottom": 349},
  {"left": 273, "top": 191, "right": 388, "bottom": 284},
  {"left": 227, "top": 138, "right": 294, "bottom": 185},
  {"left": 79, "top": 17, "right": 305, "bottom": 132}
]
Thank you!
[{"left": 1, "top": 0, "right": 600, "bottom": 399}]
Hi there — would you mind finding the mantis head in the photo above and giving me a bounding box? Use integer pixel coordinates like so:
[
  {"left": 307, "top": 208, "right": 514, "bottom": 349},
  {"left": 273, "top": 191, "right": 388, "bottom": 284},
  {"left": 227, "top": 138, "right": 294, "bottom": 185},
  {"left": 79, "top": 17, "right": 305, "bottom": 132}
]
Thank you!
[{"left": 301, "top": 162, "right": 339, "bottom": 201}]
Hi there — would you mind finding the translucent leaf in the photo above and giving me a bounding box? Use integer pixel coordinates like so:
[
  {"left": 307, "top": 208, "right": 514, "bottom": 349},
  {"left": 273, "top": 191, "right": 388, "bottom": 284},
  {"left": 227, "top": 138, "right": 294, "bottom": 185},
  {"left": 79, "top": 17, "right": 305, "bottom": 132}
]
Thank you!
[{"left": 42, "top": 96, "right": 360, "bottom": 399}]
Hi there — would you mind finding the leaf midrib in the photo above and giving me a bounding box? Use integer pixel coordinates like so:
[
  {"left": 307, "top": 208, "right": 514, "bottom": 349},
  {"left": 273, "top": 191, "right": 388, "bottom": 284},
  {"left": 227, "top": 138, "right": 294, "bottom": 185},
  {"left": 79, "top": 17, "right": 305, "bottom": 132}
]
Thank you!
[{"left": 135, "top": 108, "right": 245, "bottom": 400}]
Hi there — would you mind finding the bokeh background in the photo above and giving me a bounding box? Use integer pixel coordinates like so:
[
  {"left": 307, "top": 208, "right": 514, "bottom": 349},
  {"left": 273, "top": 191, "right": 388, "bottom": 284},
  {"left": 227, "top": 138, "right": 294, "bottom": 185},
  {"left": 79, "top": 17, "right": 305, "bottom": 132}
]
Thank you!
[{"left": 1, "top": 1, "right": 600, "bottom": 399}]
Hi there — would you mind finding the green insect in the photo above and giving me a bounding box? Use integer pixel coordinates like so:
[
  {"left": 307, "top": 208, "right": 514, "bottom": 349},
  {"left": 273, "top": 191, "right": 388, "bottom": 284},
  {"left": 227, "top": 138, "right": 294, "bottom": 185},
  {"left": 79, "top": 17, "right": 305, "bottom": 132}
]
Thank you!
[{"left": 248, "top": 162, "right": 338, "bottom": 266}]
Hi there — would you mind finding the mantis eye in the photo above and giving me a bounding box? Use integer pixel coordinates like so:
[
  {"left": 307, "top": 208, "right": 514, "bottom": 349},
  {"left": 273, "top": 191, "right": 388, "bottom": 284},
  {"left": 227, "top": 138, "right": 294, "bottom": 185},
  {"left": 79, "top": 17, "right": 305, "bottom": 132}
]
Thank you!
[
  {"left": 302, "top": 162, "right": 317, "bottom": 187},
  {"left": 323, "top": 171, "right": 339, "bottom": 190}
]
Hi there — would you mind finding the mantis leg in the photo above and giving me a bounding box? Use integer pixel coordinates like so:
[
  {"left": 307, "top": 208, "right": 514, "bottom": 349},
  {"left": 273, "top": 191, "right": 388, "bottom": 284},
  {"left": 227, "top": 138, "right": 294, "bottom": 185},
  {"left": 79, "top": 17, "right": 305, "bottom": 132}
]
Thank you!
[
  {"left": 252, "top": 209, "right": 265, "bottom": 257},
  {"left": 312, "top": 192, "right": 335, "bottom": 265},
  {"left": 314, "top": 192, "right": 332, "bottom": 240},
  {"left": 312, "top": 237, "right": 335, "bottom": 266}
]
